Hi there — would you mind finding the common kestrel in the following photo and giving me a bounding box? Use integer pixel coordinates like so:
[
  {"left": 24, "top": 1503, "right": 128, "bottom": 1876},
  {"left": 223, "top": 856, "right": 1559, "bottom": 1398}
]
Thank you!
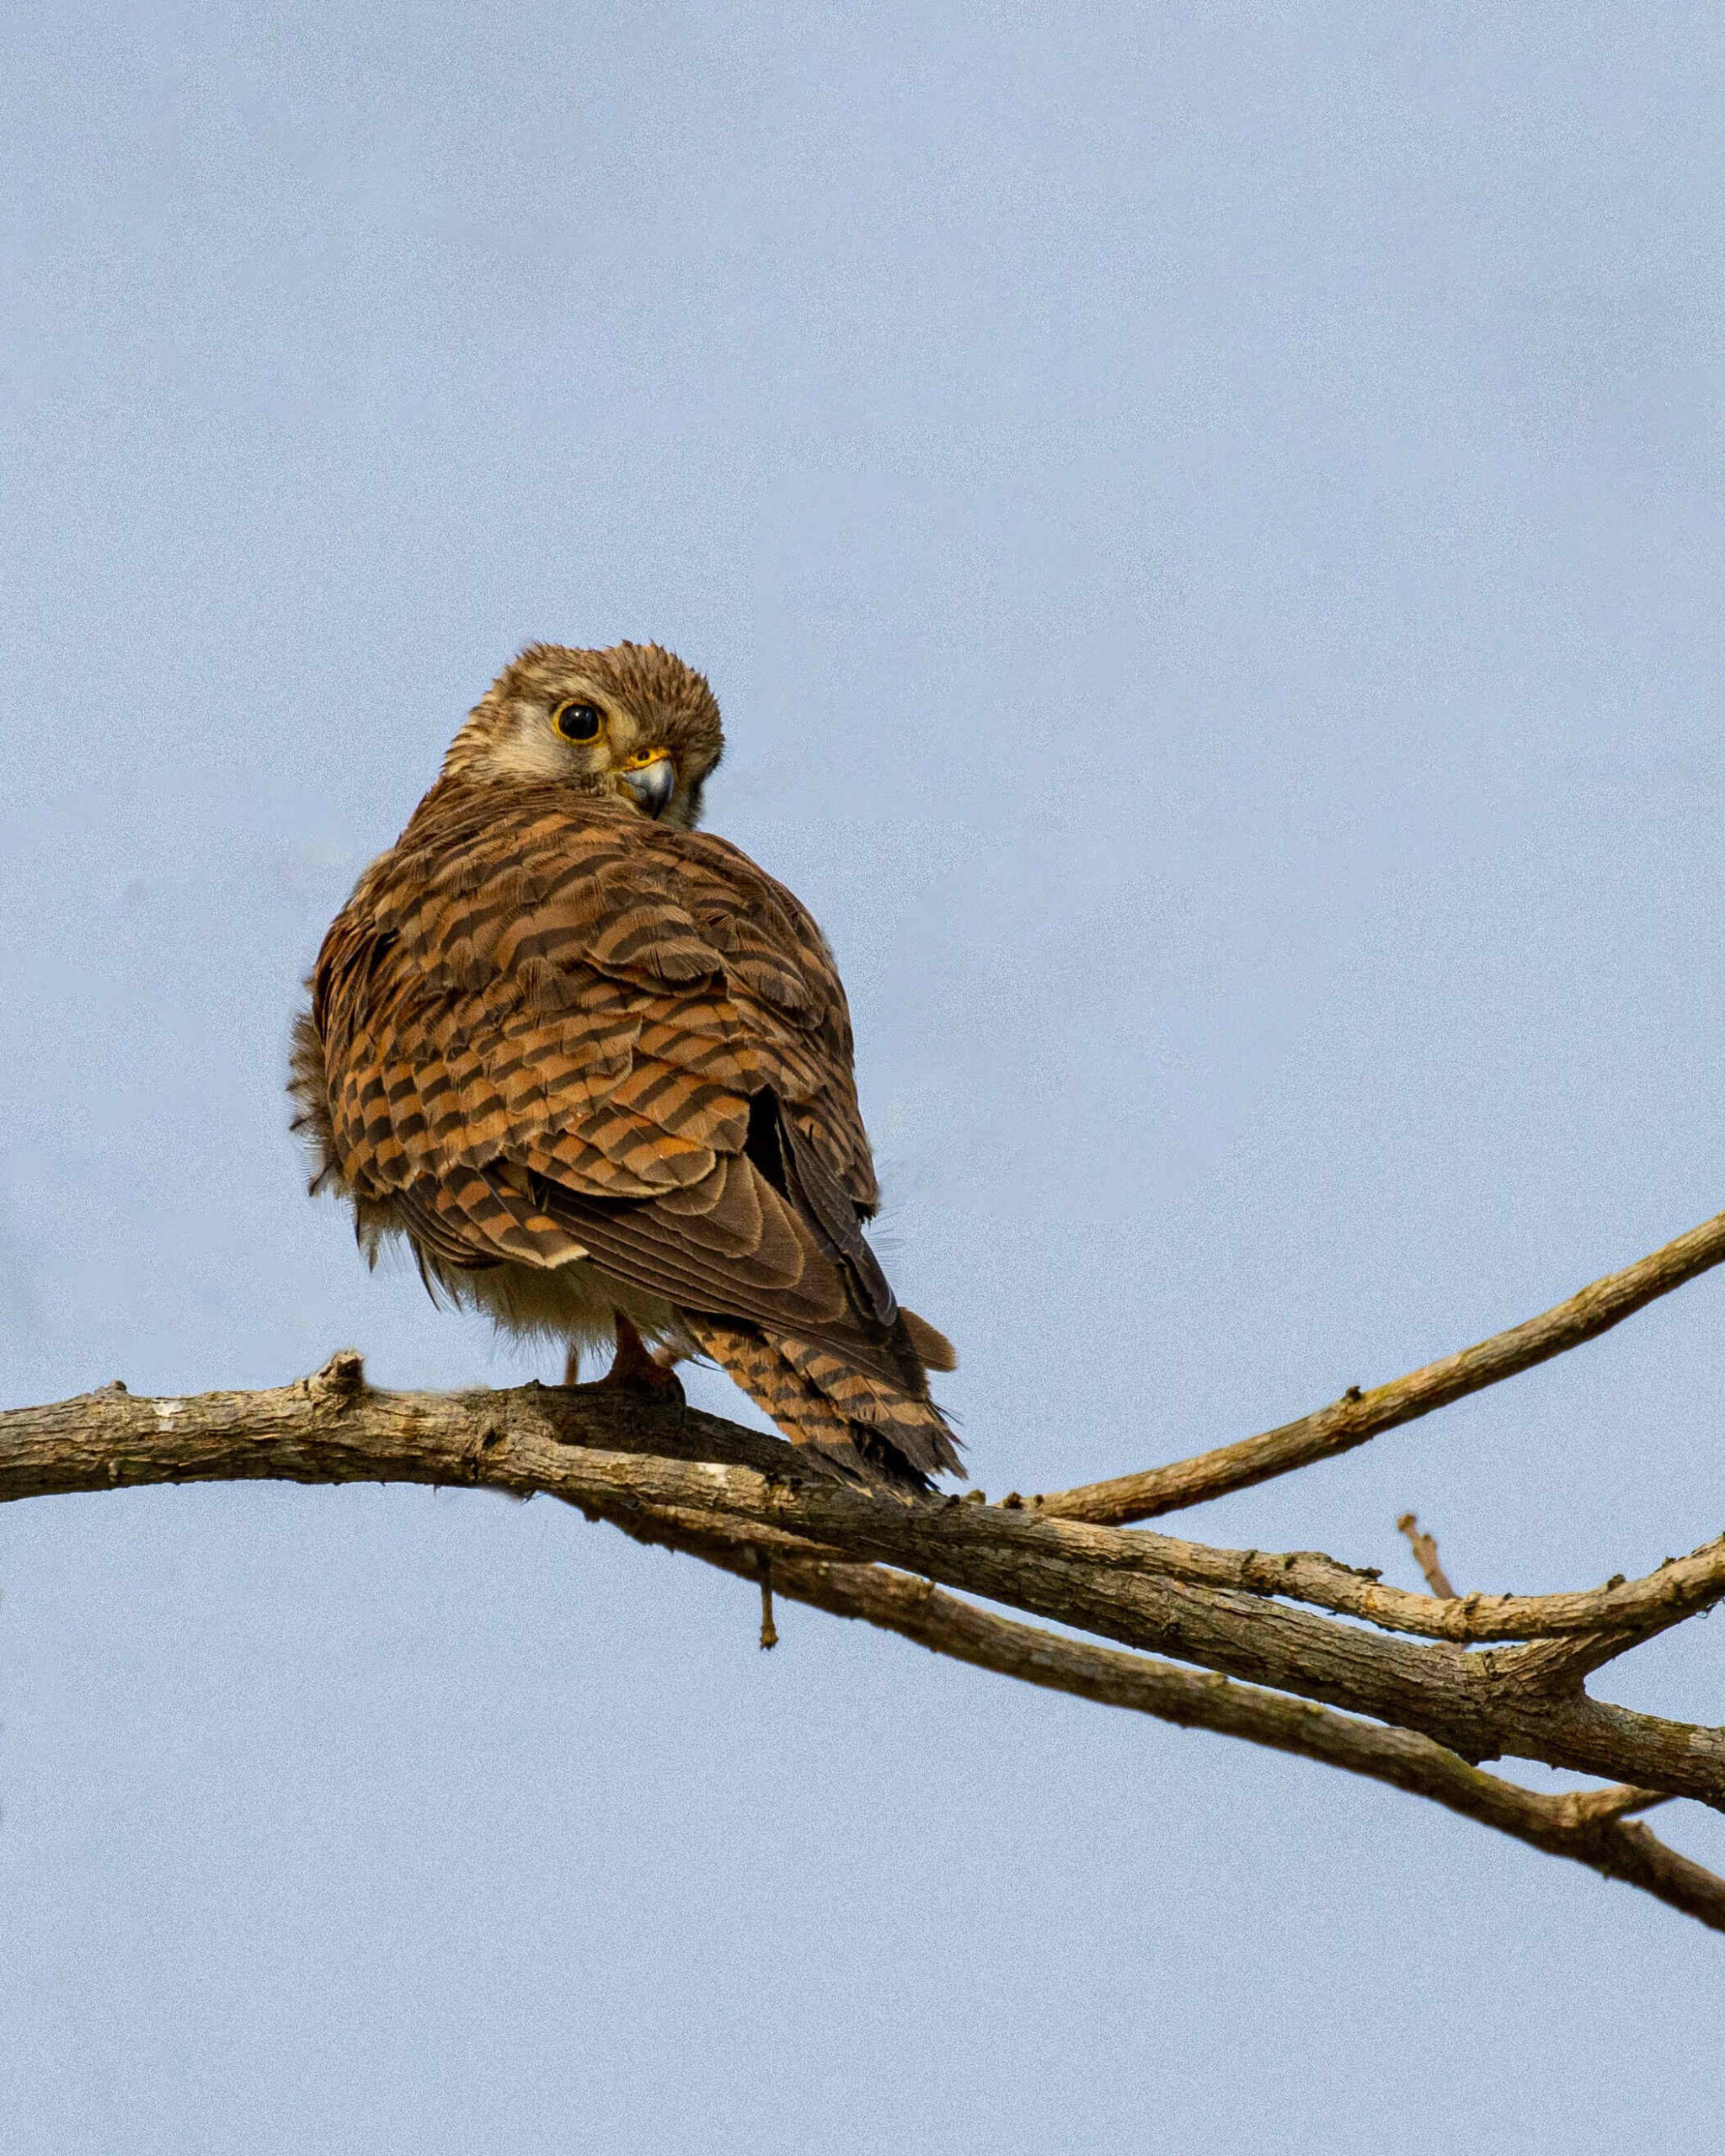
[{"left": 290, "top": 642, "right": 961, "bottom": 1490}]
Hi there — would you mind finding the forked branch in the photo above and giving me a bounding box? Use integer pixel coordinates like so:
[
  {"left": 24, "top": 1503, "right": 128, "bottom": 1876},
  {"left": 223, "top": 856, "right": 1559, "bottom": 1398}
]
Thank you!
[
  {"left": 5, "top": 1208, "right": 1725, "bottom": 1931},
  {"left": 595, "top": 1501, "right": 1719, "bottom": 1932}
]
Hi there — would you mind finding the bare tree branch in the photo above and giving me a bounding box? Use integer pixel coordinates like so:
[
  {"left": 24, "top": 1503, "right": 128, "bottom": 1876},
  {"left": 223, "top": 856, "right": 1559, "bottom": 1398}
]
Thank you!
[
  {"left": 6, "top": 1357, "right": 1725, "bottom": 1805},
  {"left": 477, "top": 1488, "right": 1725, "bottom": 1935},
  {"left": 11, "top": 1203, "right": 1725, "bottom": 1934},
  {"left": 988, "top": 1518, "right": 1725, "bottom": 1646},
  {"left": 1036, "top": 1208, "right": 1725, "bottom": 1524},
  {"left": 734, "top": 1572, "right": 1725, "bottom": 1934}
]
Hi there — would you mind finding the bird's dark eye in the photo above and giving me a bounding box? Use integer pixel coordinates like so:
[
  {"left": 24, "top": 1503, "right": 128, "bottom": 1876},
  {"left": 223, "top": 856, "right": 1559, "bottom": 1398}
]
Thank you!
[{"left": 553, "top": 700, "right": 605, "bottom": 743}]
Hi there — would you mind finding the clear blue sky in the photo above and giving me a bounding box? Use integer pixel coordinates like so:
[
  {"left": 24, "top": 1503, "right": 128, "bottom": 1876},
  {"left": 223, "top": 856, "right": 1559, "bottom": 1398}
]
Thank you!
[{"left": 3, "top": 4, "right": 1722, "bottom": 2148}]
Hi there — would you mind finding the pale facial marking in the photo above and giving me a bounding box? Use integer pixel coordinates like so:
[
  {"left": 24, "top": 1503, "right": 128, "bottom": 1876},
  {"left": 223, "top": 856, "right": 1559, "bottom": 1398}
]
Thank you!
[{"left": 444, "top": 648, "right": 720, "bottom": 826}]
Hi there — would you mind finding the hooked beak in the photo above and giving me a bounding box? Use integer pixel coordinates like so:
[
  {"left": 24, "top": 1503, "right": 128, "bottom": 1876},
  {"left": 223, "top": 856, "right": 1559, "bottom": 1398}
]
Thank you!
[{"left": 618, "top": 752, "right": 676, "bottom": 819}]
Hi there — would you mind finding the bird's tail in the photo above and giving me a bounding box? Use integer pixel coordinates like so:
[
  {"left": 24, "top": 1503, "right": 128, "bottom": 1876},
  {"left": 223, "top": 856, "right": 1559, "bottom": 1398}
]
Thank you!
[{"left": 686, "top": 1309, "right": 964, "bottom": 1493}]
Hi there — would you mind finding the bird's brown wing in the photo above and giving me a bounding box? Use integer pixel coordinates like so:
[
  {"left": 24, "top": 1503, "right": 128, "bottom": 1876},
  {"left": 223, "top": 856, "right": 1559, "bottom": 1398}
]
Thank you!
[{"left": 308, "top": 781, "right": 959, "bottom": 1484}]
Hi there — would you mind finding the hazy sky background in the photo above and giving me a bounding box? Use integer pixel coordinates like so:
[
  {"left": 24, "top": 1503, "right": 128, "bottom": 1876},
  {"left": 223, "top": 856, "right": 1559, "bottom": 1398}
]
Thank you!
[{"left": 4, "top": 3, "right": 1724, "bottom": 2148}]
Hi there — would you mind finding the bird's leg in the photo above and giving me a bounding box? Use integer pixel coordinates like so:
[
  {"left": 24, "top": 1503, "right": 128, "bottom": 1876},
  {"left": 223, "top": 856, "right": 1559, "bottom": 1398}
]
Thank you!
[{"left": 588, "top": 1311, "right": 686, "bottom": 1400}]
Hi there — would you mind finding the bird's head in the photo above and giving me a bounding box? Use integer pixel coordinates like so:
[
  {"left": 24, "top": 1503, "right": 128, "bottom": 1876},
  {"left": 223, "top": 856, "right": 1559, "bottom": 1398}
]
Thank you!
[{"left": 441, "top": 641, "right": 725, "bottom": 828}]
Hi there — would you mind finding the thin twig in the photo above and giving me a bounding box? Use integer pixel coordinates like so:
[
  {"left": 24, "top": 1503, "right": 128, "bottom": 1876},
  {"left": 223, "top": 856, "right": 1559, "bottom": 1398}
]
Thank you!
[
  {"left": 1036, "top": 1208, "right": 1725, "bottom": 1524},
  {"left": 1398, "top": 1513, "right": 1457, "bottom": 1598}
]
